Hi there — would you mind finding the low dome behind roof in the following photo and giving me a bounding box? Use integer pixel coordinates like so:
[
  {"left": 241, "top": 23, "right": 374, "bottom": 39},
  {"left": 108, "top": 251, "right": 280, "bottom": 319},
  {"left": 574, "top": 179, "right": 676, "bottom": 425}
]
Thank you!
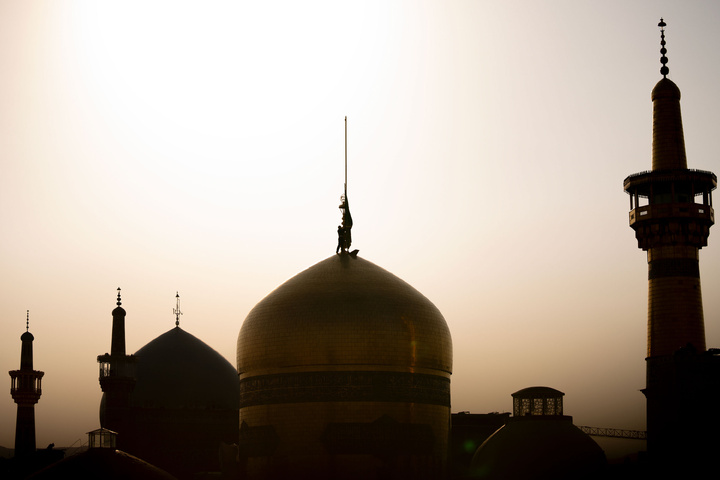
[
  {"left": 28, "top": 448, "right": 178, "bottom": 480},
  {"left": 131, "top": 327, "right": 239, "bottom": 410},
  {"left": 471, "top": 417, "right": 606, "bottom": 479}
]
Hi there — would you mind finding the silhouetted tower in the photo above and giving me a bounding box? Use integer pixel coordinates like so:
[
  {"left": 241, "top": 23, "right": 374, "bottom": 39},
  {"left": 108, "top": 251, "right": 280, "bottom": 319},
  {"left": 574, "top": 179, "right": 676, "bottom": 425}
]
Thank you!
[
  {"left": 97, "top": 288, "right": 136, "bottom": 440},
  {"left": 8, "top": 311, "right": 44, "bottom": 457},
  {"left": 624, "top": 19, "right": 717, "bottom": 463}
]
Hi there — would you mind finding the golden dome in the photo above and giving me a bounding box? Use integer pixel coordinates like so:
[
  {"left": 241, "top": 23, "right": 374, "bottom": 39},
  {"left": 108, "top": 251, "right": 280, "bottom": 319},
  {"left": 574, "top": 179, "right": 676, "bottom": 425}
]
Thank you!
[
  {"left": 236, "top": 253, "right": 452, "bottom": 479},
  {"left": 237, "top": 254, "right": 452, "bottom": 376}
]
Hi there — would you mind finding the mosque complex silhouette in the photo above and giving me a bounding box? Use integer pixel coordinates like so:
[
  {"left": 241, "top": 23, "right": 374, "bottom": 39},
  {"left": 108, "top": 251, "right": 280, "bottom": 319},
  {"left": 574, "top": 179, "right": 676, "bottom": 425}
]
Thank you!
[{"left": 4, "top": 20, "right": 720, "bottom": 480}]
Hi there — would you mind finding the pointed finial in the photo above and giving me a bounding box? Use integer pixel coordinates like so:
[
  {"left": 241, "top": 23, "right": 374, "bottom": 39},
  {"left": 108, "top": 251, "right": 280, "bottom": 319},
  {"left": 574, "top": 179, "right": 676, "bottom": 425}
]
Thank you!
[
  {"left": 26, "top": 310, "right": 29, "bottom": 332},
  {"left": 659, "top": 18, "right": 669, "bottom": 78},
  {"left": 116, "top": 287, "right": 122, "bottom": 307},
  {"left": 173, "top": 292, "right": 183, "bottom": 327}
]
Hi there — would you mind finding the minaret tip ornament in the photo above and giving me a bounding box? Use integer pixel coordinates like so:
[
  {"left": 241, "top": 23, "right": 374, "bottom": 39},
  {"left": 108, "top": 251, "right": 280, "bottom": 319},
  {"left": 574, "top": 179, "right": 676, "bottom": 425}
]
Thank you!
[
  {"left": 173, "top": 292, "right": 183, "bottom": 327},
  {"left": 26, "top": 310, "right": 29, "bottom": 332},
  {"left": 659, "top": 18, "right": 669, "bottom": 78},
  {"left": 116, "top": 287, "right": 122, "bottom": 307}
]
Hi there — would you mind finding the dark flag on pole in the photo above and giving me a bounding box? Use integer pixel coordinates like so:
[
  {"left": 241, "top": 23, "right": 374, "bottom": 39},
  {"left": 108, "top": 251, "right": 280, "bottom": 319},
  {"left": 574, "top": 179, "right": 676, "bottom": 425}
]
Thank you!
[{"left": 339, "top": 187, "right": 352, "bottom": 251}]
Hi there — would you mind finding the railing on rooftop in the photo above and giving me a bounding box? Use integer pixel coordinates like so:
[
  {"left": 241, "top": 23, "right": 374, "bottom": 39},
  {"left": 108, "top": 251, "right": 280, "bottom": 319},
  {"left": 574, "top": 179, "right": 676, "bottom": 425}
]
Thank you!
[{"left": 578, "top": 426, "right": 647, "bottom": 440}]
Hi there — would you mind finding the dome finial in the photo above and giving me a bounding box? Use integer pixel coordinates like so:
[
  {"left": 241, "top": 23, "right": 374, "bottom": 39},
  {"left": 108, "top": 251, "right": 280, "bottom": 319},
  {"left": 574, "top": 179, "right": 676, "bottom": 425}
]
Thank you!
[
  {"left": 26, "top": 310, "right": 29, "bottom": 332},
  {"left": 659, "top": 18, "right": 669, "bottom": 78},
  {"left": 173, "top": 292, "right": 183, "bottom": 327},
  {"left": 116, "top": 287, "right": 122, "bottom": 307},
  {"left": 336, "top": 116, "right": 357, "bottom": 256}
]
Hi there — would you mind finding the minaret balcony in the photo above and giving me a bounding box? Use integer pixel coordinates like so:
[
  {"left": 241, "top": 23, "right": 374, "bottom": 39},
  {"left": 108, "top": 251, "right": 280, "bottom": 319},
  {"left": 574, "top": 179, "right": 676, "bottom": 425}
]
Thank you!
[
  {"left": 97, "top": 353, "right": 136, "bottom": 380},
  {"left": 629, "top": 203, "right": 714, "bottom": 227},
  {"left": 9, "top": 370, "right": 44, "bottom": 403},
  {"left": 623, "top": 169, "right": 717, "bottom": 194}
]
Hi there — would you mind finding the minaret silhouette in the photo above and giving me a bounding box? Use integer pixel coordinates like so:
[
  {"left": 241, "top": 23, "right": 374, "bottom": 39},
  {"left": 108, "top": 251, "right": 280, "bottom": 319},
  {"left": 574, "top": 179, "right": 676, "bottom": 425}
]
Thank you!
[
  {"left": 9, "top": 311, "right": 44, "bottom": 458},
  {"left": 97, "top": 288, "right": 136, "bottom": 443},
  {"left": 624, "top": 19, "right": 718, "bottom": 467}
]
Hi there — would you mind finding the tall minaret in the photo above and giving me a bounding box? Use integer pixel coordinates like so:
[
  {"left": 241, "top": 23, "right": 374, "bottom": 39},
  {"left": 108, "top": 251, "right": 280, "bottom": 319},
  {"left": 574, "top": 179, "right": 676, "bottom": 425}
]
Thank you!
[
  {"left": 8, "top": 311, "right": 44, "bottom": 458},
  {"left": 624, "top": 19, "right": 717, "bottom": 462},
  {"left": 97, "top": 288, "right": 136, "bottom": 438}
]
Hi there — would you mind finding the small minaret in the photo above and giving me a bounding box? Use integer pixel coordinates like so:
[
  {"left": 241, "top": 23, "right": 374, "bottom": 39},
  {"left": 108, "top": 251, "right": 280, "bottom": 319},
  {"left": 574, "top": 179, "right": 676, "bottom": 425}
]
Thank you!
[
  {"left": 624, "top": 19, "right": 717, "bottom": 462},
  {"left": 97, "top": 288, "right": 136, "bottom": 437},
  {"left": 9, "top": 311, "right": 44, "bottom": 458}
]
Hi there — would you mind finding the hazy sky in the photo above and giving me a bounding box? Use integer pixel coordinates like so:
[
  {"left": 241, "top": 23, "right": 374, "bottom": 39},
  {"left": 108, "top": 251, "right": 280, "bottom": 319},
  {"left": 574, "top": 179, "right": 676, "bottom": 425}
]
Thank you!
[{"left": 2, "top": 1, "right": 720, "bottom": 451}]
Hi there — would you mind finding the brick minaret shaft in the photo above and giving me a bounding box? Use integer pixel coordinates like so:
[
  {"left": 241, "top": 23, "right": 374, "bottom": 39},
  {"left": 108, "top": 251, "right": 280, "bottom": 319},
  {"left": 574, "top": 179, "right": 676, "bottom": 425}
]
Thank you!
[
  {"left": 98, "top": 288, "right": 136, "bottom": 438},
  {"left": 8, "top": 312, "right": 44, "bottom": 458},
  {"left": 624, "top": 20, "right": 716, "bottom": 459},
  {"left": 643, "top": 80, "right": 709, "bottom": 358}
]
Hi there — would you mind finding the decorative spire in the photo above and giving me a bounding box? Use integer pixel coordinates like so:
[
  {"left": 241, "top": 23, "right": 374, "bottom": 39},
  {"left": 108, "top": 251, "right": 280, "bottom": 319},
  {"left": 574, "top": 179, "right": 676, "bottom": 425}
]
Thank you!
[
  {"left": 26, "top": 310, "right": 29, "bottom": 332},
  {"left": 116, "top": 287, "right": 122, "bottom": 307},
  {"left": 659, "top": 18, "right": 669, "bottom": 78},
  {"left": 173, "top": 292, "right": 183, "bottom": 327}
]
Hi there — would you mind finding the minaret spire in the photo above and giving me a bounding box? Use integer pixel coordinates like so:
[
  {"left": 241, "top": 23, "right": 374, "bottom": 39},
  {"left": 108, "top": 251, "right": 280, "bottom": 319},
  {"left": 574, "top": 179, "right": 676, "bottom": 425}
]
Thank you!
[
  {"left": 110, "top": 287, "right": 127, "bottom": 357},
  {"left": 174, "top": 292, "right": 183, "bottom": 327},
  {"left": 650, "top": 18, "right": 687, "bottom": 172}
]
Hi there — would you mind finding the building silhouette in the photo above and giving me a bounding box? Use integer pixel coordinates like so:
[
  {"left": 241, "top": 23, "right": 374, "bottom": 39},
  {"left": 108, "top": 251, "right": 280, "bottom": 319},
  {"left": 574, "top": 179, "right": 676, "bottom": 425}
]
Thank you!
[
  {"left": 623, "top": 19, "right": 720, "bottom": 471},
  {"left": 8, "top": 312, "right": 44, "bottom": 459}
]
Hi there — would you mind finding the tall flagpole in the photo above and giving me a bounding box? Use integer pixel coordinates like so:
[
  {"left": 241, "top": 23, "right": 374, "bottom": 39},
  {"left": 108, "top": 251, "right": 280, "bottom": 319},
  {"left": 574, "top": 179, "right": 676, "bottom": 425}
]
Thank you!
[
  {"left": 344, "top": 116, "right": 347, "bottom": 192},
  {"left": 338, "top": 115, "right": 356, "bottom": 256}
]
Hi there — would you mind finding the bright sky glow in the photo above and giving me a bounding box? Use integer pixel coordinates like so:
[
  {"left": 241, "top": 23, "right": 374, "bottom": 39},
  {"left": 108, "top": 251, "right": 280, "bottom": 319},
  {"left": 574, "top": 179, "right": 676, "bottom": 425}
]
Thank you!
[{"left": 2, "top": 1, "right": 720, "bottom": 457}]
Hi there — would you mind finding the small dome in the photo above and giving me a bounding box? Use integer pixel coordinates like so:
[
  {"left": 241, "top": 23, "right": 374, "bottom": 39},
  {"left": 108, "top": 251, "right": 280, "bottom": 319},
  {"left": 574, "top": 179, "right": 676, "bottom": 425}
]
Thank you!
[
  {"left": 238, "top": 254, "right": 452, "bottom": 374},
  {"left": 652, "top": 77, "right": 681, "bottom": 101},
  {"left": 27, "top": 448, "right": 178, "bottom": 480},
  {"left": 131, "top": 327, "right": 239, "bottom": 410},
  {"left": 21, "top": 331, "right": 34, "bottom": 342},
  {"left": 512, "top": 386, "right": 564, "bottom": 398},
  {"left": 470, "top": 417, "right": 606, "bottom": 479}
]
